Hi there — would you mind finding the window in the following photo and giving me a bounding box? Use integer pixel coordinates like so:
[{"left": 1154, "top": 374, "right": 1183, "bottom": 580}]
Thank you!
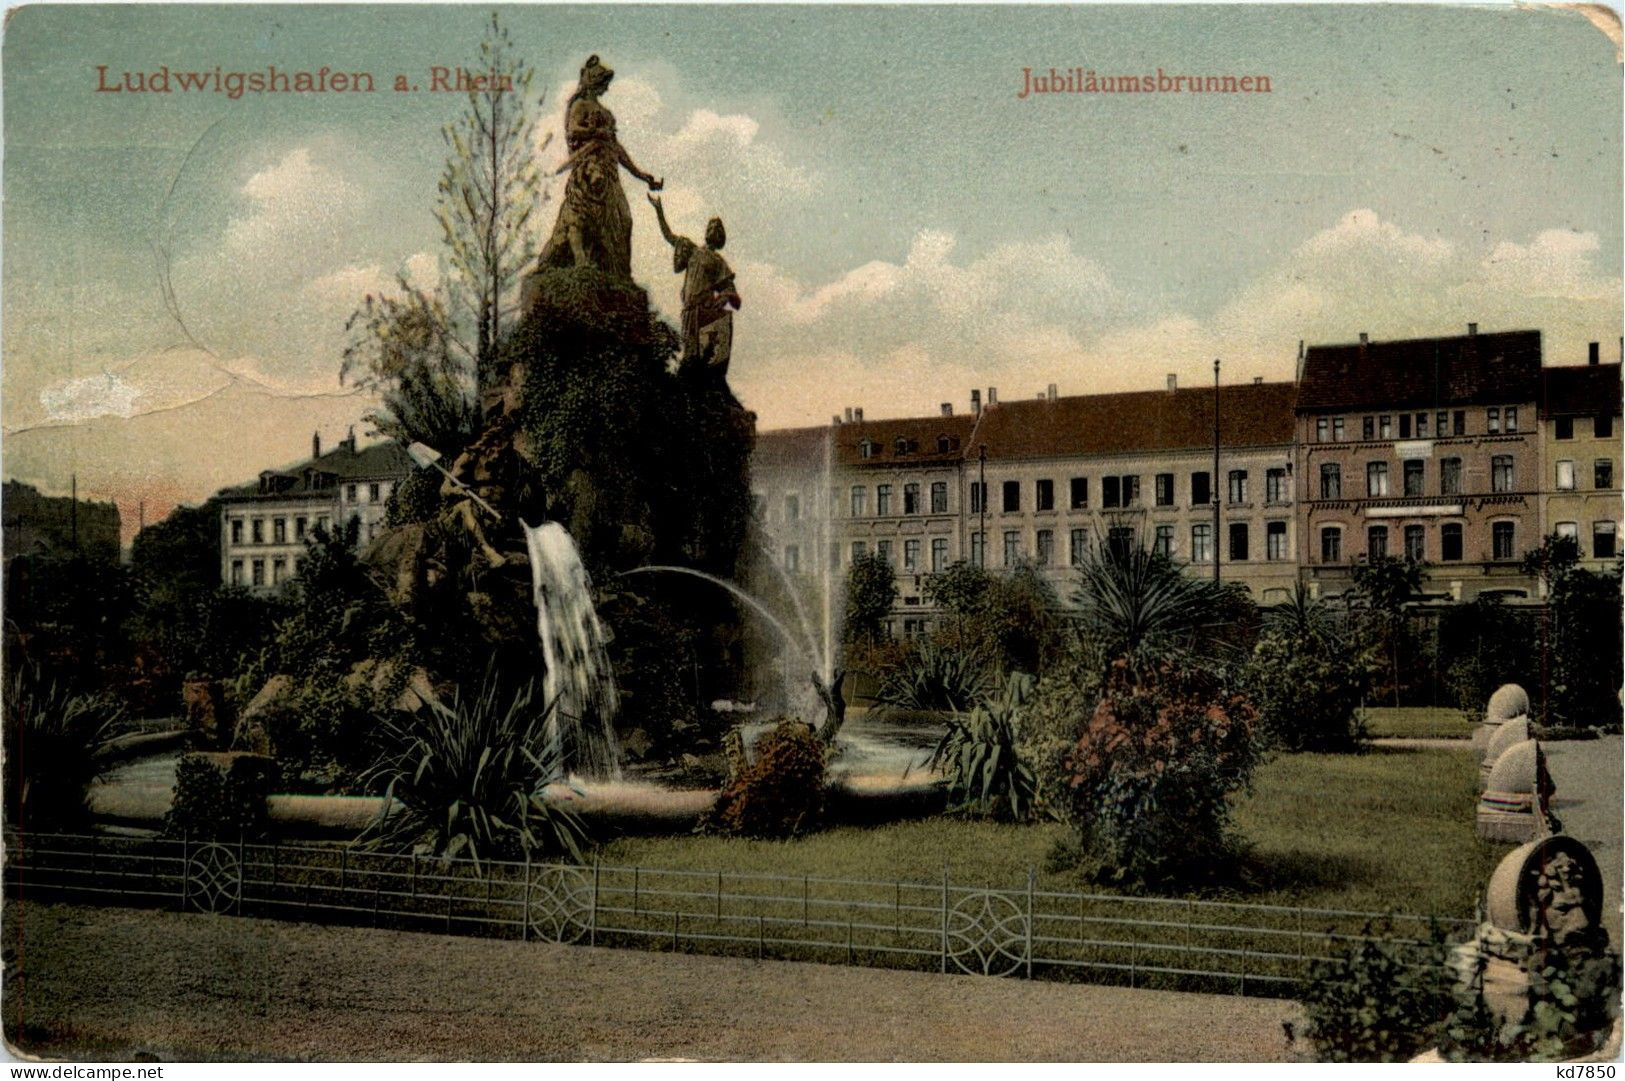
[
  {"left": 1504, "top": 407, "right": 1517, "bottom": 434},
  {"left": 1436, "top": 411, "right": 1449, "bottom": 437},
  {"left": 904, "top": 539, "right": 921, "bottom": 571},
  {"left": 1320, "top": 463, "right": 1341, "bottom": 500},
  {"left": 230, "top": 560, "right": 244, "bottom": 587},
  {"left": 860, "top": 440, "right": 876, "bottom": 460},
  {"left": 1556, "top": 521, "right": 1579, "bottom": 542},
  {"left": 251, "top": 559, "right": 265, "bottom": 587},
  {"left": 1415, "top": 413, "right": 1428, "bottom": 438},
  {"left": 1316, "top": 417, "right": 1328, "bottom": 442},
  {"left": 1320, "top": 526, "right": 1342, "bottom": 564},
  {"left": 969, "top": 532, "right": 985, "bottom": 566},
  {"left": 1362, "top": 417, "right": 1375, "bottom": 441},
  {"left": 1034, "top": 479, "right": 1053, "bottom": 512},
  {"left": 317, "top": 515, "right": 330, "bottom": 532},
  {"left": 346, "top": 483, "right": 358, "bottom": 502},
  {"left": 230, "top": 519, "right": 243, "bottom": 545},
  {"left": 851, "top": 541, "right": 868, "bottom": 563},
  {"left": 1399, "top": 415, "right": 1411, "bottom": 439},
  {"left": 1103, "top": 476, "right": 1120, "bottom": 508},
  {"left": 784, "top": 545, "right": 800, "bottom": 572},
  {"left": 1266, "top": 521, "right": 1287, "bottom": 561},
  {"left": 1107, "top": 527, "right": 1134, "bottom": 560},
  {"left": 1034, "top": 530, "right": 1053, "bottom": 566},
  {"left": 273, "top": 517, "right": 287, "bottom": 544},
  {"left": 1379, "top": 415, "right": 1392, "bottom": 439},
  {"left": 1191, "top": 471, "right": 1211, "bottom": 506},
  {"left": 1596, "top": 460, "right": 1614, "bottom": 490},
  {"left": 1069, "top": 528, "right": 1088, "bottom": 566},
  {"left": 924, "top": 485, "right": 937, "bottom": 517},
  {"left": 877, "top": 540, "right": 893, "bottom": 566},
  {"left": 1001, "top": 480, "right": 1020, "bottom": 513},
  {"left": 1367, "top": 461, "right": 1390, "bottom": 497},
  {"left": 369, "top": 482, "right": 381, "bottom": 502},
  {"left": 895, "top": 438, "right": 911, "bottom": 456},
  {"left": 1333, "top": 417, "right": 1346, "bottom": 441},
  {"left": 937, "top": 435, "right": 952, "bottom": 454},
  {"left": 1492, "top": 522, "right": 1515, "bottom": 561},
  {"left": 1440, "top": 457, "right": 1462, "bottom": 496},
  {"left": 1228, "top": 523, "right": 1249, "bottom": 562},
  {"left": 272, "top": 557, "right": 287, "bottom": 585},
  {"left": 1404, "top": 525, "right": 1425, "bottom": 562},
  {"left": 295, "top": 516, "right": 307, "bottom": 540},
  {"left": 931, "top": 482, "right": 948, "bottom": 514},
  {"left": 904, "top": 483, "right": 921, "bottom": 515},
  {"left": 785, "top": 494, "right": 800, "bottom": 521},
  {"left": 1265, "top": 468, "right": 1287, "bottom": 503},
  {"left": 1227, "top": 470, "right": 1249, "bottom": 504},
  {"left": 1403, "top": 459, "right": 1425, "bottom": 497},
  {"left": 1441, "top": 523, "right": 1463, "bottom": 561},
  {"left": 931, "top": 537, "right": 949, "bottom": 572},
  {"left": 850, "top": 486, "right": 868, "bottom": 517},
  {"left": 1155, "top": 473, "right": 1174, "bottom": 507},
  {"left": 251, "top": 518, "right": 265, "bottom": 544},
  {"left": 1002, "top": 531, "right": 1020, "bottom": 567},
  {"left": 1556, "top": 460, "right": 1576, "bottom": 491},
  {"left": 1191, "top": 523, "right": 1213, "bottom": 564},
  {"left": 1453, "top": 410, "right": 1466, "bottom": 436},
  {"left": 1597, "top": 415, "right": 1615, "bottom": 439},
  {"left": 1069, "top": 477, "right": 1089, "bottom": 509},
  {"left": 1491, "top": 455, "right": 1514, "bottom": 493},
  {"left": 1594, "top": 521, "right": 1618, "bottom": 559},
  {"left": 1154, "top": 524, "right": 1175, "bottom": 558},
  {"left": 1367, "top": 526, "right": 1389, "bottom": 561},
  {"left": 1487, "top": 407, "right": 1501, "bottom": 434}
]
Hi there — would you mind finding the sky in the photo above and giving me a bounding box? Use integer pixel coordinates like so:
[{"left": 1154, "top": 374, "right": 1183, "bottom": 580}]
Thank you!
[{"left": 3, "top": 3, "right": 1621, "bottom": 540}]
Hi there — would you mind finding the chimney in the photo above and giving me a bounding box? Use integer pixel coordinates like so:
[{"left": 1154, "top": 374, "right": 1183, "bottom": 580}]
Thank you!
[
  {"left": 1047, "top": 383, "right": 1057, "bottom": 402},
  {"left": 987, "top": 386, "right": 998, "bottom": 407},
  {"left": 832, "top": 414, "right": 842, "bottom": 426},
  {"left": 1467, "top": 322, "right": 1478, "bottom": 337},
  {"left": 940, "top": 402, "right": 953, "bottom": 417},
  {"left": 1253, "top": 376, "right": 1263, "bottom": 385},
  {"left": 1166, "top": 373, "right": 1178, "bottom": 393},
  {"left": 1358, "top": 332, "right": 1369, "bottom": 345},
  {"left": 1589, "top": 341, "right": 1600, "bottom": 366},
  {"left": 970, "top": 389, "right": 982, "bottom": 415},
  {"left": 312, "top": 430, "right": 321, "bottom": 459},
  {"left": 344, "top": 425, "right": 356, "bottom": 452},
  {"left": 854, "top": 407, "right": 863, "bottom": 422},
  {"left": 844, "top": 407, "right": 854, "bottom": 423}
]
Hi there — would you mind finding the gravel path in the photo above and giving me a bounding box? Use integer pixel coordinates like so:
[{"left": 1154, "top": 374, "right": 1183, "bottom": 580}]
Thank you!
[
  {"left": 5, "top": 903, "right": 1303, "bottom": 1062},
  {"left": 1543, "top": 737, "right": 1623, "bottom": 939}
]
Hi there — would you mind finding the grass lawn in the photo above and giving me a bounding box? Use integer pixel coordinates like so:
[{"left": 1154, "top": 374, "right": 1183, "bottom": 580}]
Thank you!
[
  {"left": 596, "top": 745, "right": 1506, "bottom": 921},
  {"left": 1360, "top": 706, "right": 1474, "bottom": 740}
]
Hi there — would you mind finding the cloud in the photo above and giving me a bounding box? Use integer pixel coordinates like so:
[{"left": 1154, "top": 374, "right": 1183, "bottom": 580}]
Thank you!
[
  {"left": 39, "top": 372, "right": 142, "bottom": 423},
  {"left": 1481, "top": 229, "right": 1617, "bottom": 301}
]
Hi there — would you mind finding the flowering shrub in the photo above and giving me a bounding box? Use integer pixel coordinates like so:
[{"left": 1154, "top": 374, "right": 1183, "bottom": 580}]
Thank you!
[{"left": 1062, "top": 660, "right": 1258, "bottom": 887}]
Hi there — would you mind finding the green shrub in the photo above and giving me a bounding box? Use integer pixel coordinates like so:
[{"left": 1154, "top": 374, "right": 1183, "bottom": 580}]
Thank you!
[
  {"left": 363, "top": 678, "right": 586, "bottom": 868},
  {"left": 708, "top": 720, "right": 826, "bottom": 838},
  {"left": 929, "top": 672, "right": 1039, "bottom": 821},
  {"left": 3, "top": 664, "right": 123, "bottom": 829},
  {"left": 1443, "top": 947, "right": 1623, "bottom": 1061},
  {"left": 873, "top": 639, "right": 992, "bottom": 715},
  {"left": 1244, "top": 625, "right": 1376, "bottom": 752},
  {"left": 163, "top": 752, "right": 278, "bottom": 841},
  {"left": 1292, "top": 920, "right": 1453, "bottom": 1062},
  {"left": 1062, "top": 661, "right": 1259, "bottom": 888}
]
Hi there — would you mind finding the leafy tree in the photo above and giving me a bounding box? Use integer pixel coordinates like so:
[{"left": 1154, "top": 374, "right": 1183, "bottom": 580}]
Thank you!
[
  {"left": 842, "top": 551, "right": 897, "bottom": 645},
  {"left": 1520, "top": 532, "right": 1582, "bottom": 594},
  {"left": 1350, "top": 554, "right": 1425, "bottom": 706},
  {"left": 1546, "top": 559, "right": 1624, "bottom": 731},
  {"left": 341, "top": 13, "right": 547, "bottom": 449},
  {"left": 1245, "top": 587, "right": 1377, "bottom": 752},
  {"left": 1439, "top": 595, "right": 1538, "bottom": 718},
  {"left": 924, "top": 559, "right": 1062, "bottom": 677}
]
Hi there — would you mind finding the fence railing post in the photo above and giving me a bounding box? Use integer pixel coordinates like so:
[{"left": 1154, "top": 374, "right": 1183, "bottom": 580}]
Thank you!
[
  {"left": 591, "top": 860, "right": 601, "bottom": 947},
  {"left": 522, "top": 852, "right": 531, "bottom": 942},
  {"left": 236, "top": 833, "right": 246, "bottom": 915},
  {"left": 939, "top": 866, "right": 949, "bottom": 974},
  {"left": 180, "top": 829, "right": 190, "bottom": 910},
  {"left": 1025, "top": 868, "right": 1035, "bottom": 979}
]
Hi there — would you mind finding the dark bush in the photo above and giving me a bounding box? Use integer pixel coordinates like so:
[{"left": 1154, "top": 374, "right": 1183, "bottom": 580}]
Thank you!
[
  {"left": 708, "top": 721, "right": 826, "bottom": 838},
  {"left": 164, "top": 752, "right": 278, "bottom": 841}
]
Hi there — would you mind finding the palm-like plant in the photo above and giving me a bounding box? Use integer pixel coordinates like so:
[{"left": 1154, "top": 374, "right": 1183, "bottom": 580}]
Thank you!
[
  {"left": 1263, "top": 582, "right": 1342, "bottom": 644},
  {"left": 1071, "top": 540, "right": 1237, "bottom": 674},
  {"left": 362, "top": 677, "right": 585, "bottom": 869},
  {"left": 873, "top": 639, "right": 992, "bottom": 715},
  {"left": 3, "top": 663, "right": 124, "bottom": 828},
  {"left": 928, "top": 672, "right": 1039, "bottom": 820}
]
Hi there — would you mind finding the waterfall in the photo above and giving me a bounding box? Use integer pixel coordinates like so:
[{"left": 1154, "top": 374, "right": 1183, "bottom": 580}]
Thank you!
[{"left": 524, "top": 521, "right": 623, "bottom": 779}]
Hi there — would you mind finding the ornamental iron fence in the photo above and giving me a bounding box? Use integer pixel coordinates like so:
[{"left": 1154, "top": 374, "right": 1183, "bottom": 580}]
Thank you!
[{"left": 3, "top": 831, "right": 1474, "bottom": 997}]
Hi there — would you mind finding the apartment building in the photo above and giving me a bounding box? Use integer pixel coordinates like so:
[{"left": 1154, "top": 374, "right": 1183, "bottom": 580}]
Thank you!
[
  {"left": 217, "top": 431, "right": 411, "bottom": 591},
  {"left": 1296, "top": 326, "right": 1544, "bottom": 601},
  {"left": 1540, "top": 344, "right": 1622, "bottom": 576}
]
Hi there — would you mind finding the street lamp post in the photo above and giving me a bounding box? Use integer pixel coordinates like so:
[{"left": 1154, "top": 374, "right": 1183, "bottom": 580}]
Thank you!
[
  {"left": 1213, "top": 359, "right": 1221, "bottom": 585},
  {"left": 977, "top": 443, "right": 987, "bottom": 568}
]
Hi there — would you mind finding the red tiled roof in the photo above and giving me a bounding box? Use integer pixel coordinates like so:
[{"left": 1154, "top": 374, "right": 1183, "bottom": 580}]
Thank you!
[
  {"left": 969, "top": 382, "right": 1296, "bottom": 461},
  {"left": 1298, "top": 330, "right": 1542, "bottom": 413},
  {"left": 831, "top": 414, "right": 978, "bottom": 468},
  {"left": 750, "top": 425, "right": 831, "bottom": 473},
  {"left": 1542, "top": 364, "right": 1622, "bottom": 418}
]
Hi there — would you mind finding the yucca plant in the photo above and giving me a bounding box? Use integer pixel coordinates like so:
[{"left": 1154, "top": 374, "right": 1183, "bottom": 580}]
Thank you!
[
  {"left": 928, "top": 672, "right": 1039, "bottom": 821},
  {"left": 874, "top": 640, "right": 992, "bottom": 715},
  {"left": 1072, "top": 540, "right": 1240, "bottom": 677},
  {"left": 361, "top": 677, "right": 586, "bottom": 869},
  {"left": 3, "top": 663, "right": 124, "bottom": 829}
]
